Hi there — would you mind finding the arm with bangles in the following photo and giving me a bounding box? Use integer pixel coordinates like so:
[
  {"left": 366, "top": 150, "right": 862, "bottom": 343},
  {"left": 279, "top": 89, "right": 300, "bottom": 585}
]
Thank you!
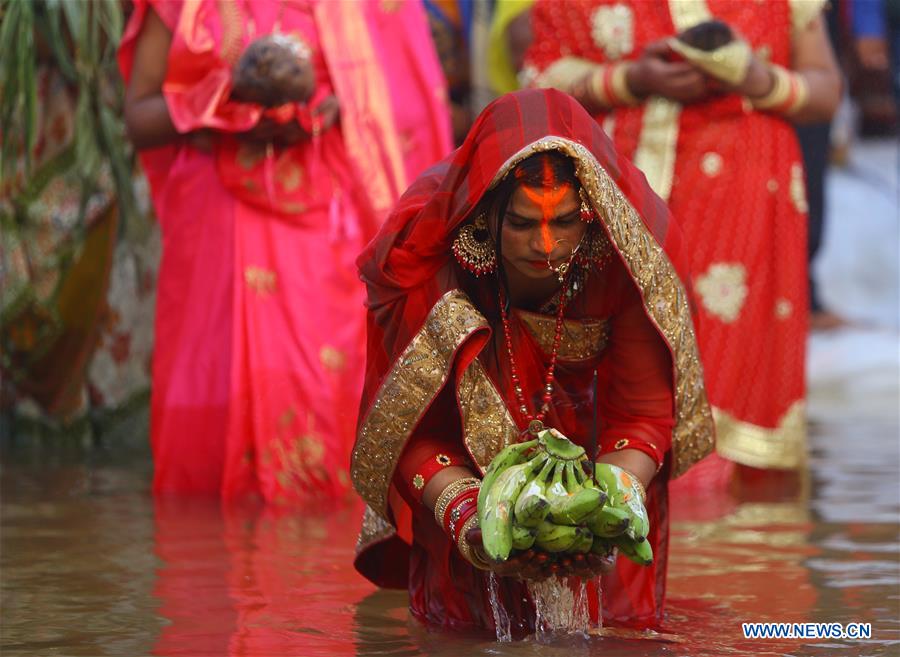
[
  {"left": 123, "top": 7, "right": 330, "bottom": 152},
  {"left": 534, "top": 14, "right": 839, "bottom": 123}
]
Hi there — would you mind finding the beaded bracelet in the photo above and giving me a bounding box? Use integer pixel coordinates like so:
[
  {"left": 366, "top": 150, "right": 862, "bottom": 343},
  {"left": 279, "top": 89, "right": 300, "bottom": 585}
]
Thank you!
[
  {"left": 751, "top": 64, "right": 809, "bottom": 116},
  {"left": 432, "top": 477, "right": 480, "bottom": 528},
  {"left": 442, "top": 488, "right": 479, "bottom": 542}
]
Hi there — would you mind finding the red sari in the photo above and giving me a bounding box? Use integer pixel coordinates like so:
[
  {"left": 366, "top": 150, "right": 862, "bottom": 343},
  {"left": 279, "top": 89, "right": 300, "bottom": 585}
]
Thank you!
[
  {"left": 526, "top": 0, "right": 824, "bottom": 476},
  {"left": 350, "top": 89, "right": 715, "bottom": 632}
]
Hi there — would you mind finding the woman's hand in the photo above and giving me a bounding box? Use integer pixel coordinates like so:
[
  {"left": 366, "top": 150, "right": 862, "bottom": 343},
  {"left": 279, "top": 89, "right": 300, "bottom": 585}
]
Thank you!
[
  {"left": 236, "top": 94, "right": 340, "bottom": 146},
  {"left": 464, "top": 527, "right": 616, "bottom": 581},
  {"left": 626, "top": 40, "right": 710, "bottom": 104}
]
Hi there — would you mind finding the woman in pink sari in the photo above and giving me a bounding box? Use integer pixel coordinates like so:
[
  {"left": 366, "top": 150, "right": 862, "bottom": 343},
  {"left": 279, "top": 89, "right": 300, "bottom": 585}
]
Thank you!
[{"left": 120, "top": 0, "right": 452, "bottom": 502}]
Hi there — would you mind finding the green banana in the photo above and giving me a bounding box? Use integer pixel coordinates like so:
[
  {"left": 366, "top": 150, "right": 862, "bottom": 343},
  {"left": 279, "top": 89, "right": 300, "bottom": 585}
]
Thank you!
[
  {"left": 544, "top": 460, "right": 576, "bottom": 525},
  {"left": 511, "top": 524, "right": 537, "bottom": 551},
  {"left": 558, "top": 486, "right": 606, "bottom": 525},
  {"left": 534, "top": 519, "right": 582, "bottom": 553},
  {"left": 513, "top": 455, "right": 553, "bottom": 527},
  {"left": 569, "top": 531, "right": 594, "bottom": 554},
  {"left": 537, "top": 428, "right": 586, "bottom": 461},
  {"left": 479, "top": 457, "right": 544, "bottom": 562},
  {"left": 477, "top": 439, "right": 537, "bottom": 512},
  {"left": 614, "top": 534, "right": 653, "bottom": 566},
  {"left": 590, "top": 536, "right": 614, "bottom": 557},
  {"left": 594, "top": 462, "right": 649, "bottom": 541},
  {"left": 585, "top": 505, "right": 630, "bottom": 538}
]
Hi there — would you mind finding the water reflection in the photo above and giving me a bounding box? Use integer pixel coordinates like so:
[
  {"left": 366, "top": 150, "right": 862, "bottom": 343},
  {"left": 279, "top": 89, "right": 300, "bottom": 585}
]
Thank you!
[{"left": 1, "top": 411, "right": 897, "bottom": 657}]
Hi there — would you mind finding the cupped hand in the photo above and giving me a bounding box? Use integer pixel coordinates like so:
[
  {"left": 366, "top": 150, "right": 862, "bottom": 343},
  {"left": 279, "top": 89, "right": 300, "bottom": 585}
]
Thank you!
[
  {"left": 627, "top": 40, "right": 710, "bottom": 104},
  {"left": 465, "top": 527, "right": 617, "bottom": 581},
  {"left": 237, "top": 94, "right": 340, "bottom": 147}
]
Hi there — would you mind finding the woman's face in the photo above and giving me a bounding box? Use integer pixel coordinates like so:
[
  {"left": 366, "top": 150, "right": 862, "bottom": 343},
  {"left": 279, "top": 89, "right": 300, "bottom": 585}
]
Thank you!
[{"left": 498, "top": 182, "right": 588, "bottom": 281}]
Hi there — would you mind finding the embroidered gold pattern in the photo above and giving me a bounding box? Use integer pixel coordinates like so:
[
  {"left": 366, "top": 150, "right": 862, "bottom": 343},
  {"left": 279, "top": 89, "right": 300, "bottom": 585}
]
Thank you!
[
  {"left": 412, "top": 474, "right": 425, "bottom": 490},
  {"left": 265, "top": 413, "right": 328, "bottom": 492},
  {"left": 767, "top": 179, "right": 779, "bottom": 193},
  {"left": 695, "top": 263, "right": 748, "bottom": 323},
  {"left": 458, "top": 357, "right": 520, "bottom": 472},
  {"left": 790, "top": 163, "right": 809, "bottom": 213},
  {"left": 351, "top": 290, "right": 488, "bottom": 518},
  {"left": 488, "top": 137, "right": 715, "bottom": 478},
  {"left": 700, "top": 152, "right": 724, "bottom": 177},
  {"left": 436, "top": 454, "right": 452, "bottom": 466},
  {"left": 590, "top": 4, "right": 634, "bottom": 60},
  {"left": 276, "top": 159, "right": 304, "bottom": 192},
  {"left": 356, "top": 505, "right": 396, "bottom": 553},
  {"left": 245, "top": 266, "right": 278, "bottom": 295},
  {"left": 320, "top": 345, "right": 347, "bottom": 372},
  {"left": 633, "top": 98, "right": 681, "bottom": 200},
  {"left": 614, "top": 438, "right": 630, "bottom": 449},
  {"left": 237, "top": 143, "right": 266, "bottom": 171},
  {"left": 518, "top": 311, "right": 610, "bottom": 362},
  {"left": 775, "top": 298, "right": 793, "bottom": 320},
  {"left": 715, "top": 401, "right": 806, "bottom": 469}
]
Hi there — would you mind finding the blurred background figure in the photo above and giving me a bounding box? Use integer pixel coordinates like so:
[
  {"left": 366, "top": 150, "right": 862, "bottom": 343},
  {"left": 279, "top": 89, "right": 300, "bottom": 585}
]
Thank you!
[
  {"left": 524, "top": 0, "right": 841, "bottom": 492},
  {"left": 0, "top": 1, "right": 157, "bottom": 442},
  {"left": 119, "top": 0, "right": 451, "bottom": 503}
]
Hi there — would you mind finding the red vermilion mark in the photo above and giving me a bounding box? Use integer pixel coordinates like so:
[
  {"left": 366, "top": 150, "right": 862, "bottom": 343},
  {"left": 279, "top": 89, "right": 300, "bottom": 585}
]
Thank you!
[{"left": 519, "top": 157, "right": 571, "bottom": 256}]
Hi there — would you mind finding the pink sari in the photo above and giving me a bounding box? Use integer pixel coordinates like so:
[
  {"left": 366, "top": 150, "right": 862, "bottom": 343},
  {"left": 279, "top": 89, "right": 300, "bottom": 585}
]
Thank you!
[{"left": 120, "top": 0, "right": 452, "bottom": 502}]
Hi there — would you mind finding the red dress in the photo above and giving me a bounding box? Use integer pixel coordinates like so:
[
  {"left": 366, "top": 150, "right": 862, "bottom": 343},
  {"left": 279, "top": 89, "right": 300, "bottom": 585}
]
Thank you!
[
  {"left": 350, "top": 90, "right": 715, "bottom": 631},
  {"left": 526, "top": 0, "right": 824, "bottom": 474}
]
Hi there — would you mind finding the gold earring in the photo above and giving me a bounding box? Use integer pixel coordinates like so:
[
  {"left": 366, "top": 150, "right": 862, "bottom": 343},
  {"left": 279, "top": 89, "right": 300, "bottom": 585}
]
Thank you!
[
  {"left": 452, "top": 213, "right": 496, "bottom": 276},
  {"left": 577, "top": 226, "right": 613, "bottom": 269},
  {"left": 579, "top": 187, "right": 594, "bottom": 222}
]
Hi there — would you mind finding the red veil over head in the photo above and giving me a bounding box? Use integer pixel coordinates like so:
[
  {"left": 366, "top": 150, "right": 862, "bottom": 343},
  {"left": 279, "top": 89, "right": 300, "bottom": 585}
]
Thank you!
[{"left": 352, "top": 90, "right": 713, "bottom": 601}]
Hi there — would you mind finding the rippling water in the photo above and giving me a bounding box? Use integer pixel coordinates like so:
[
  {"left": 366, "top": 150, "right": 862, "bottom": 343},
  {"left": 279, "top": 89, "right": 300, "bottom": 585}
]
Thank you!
[{"left": 2, "top": 408, "right": 898, "bottom": 657}]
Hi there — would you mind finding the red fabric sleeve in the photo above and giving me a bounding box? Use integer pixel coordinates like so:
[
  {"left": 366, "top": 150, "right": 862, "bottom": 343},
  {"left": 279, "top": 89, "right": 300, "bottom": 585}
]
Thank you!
[
  {"left": 598, "top": 280, "right": 675, "bottom": 470},
  {"left": 389, "top": 388, "right": 473, "bottom": 513},
  {"left": 525, "top": 1, "right": 604, "bottom": 74}
]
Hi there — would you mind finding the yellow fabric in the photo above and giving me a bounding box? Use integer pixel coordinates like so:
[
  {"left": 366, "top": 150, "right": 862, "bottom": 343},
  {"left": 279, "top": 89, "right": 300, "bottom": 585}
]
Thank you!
[{"left": 487, "top": 0, "right": 535, "bottom": 95}]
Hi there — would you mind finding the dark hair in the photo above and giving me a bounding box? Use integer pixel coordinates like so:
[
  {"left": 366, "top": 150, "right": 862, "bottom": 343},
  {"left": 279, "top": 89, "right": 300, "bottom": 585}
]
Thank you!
[{"left": 476, "top": 151, "right": 580, "bottom": 310}]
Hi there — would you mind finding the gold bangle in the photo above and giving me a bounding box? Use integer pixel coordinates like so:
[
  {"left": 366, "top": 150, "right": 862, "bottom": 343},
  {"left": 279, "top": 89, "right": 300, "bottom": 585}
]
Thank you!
[
  {"left": 432, "top": 477, "right": 480, "bottom": 527},
  {"left": 751, "top": 64, "right": 808, "bottom": 115},
  {"left": 456, "top": 514, "right": 491, "bottom": 570},
  {"left": 610, "top": 62, "right": 639, "bottom": 106}
]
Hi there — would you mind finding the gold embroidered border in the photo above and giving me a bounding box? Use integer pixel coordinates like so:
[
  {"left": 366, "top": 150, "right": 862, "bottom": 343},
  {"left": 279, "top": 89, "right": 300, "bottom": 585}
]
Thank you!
[
  {"left": 630, "top": 0, "right": 712, "bottom": 201},
  {"left": 715, "top": 401, "right": 806, "bottom": 469},
  {"left": 356, "top": 504, "right": 397, "bottom": 554},
  {"left": 350, "top": 289, "right": 487, "bottom": 519},
  {"left": 518, "top": 311, "right": 610, "bottom": 362},
  {"left": 457, "top": 357, "right": 519, "bottom": 472},
  {"left": 633, "top": 98, "right": 681, "bottom": 201},
  {"left": 489, "top": 137, "right": 715, "bottom": 478}
]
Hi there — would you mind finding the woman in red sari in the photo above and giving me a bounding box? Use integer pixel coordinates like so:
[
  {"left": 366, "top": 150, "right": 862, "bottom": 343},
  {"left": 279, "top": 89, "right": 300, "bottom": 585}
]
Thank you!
[
  {"left": 350, "top": 89, "right": 715, "bottom": 633},
  {"left": 119, "top": 0, "right": 451, "bottom": 502},
  {"left": 523, "top": 1, "right": 841, "bottom": 487}
]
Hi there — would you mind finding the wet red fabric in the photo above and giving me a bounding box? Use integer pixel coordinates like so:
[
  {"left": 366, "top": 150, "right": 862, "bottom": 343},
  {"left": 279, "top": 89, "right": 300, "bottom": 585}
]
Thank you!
[{"left": 353, "top": 90, "right": 701, "bottom": 630}]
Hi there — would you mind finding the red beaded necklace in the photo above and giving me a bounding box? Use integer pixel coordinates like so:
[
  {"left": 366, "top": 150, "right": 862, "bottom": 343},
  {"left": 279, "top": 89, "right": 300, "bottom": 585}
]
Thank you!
[{"left": 498, "top": 276, "right": 570, "bottom": 436}]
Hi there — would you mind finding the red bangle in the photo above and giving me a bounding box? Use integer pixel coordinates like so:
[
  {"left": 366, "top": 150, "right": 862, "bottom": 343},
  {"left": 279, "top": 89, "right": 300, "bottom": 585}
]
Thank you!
[
  {"left": 442, "top": 488, "right": 479, "bottom": 541},
  {"left": 409, "top": 452, "right": 459, "bottom": 503}
]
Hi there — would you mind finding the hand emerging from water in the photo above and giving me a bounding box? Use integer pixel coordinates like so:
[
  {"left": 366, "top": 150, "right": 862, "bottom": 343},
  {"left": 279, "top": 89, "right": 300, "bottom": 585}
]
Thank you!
[{"left": 464, "top": 526, "right": 616, "bottom": 581}]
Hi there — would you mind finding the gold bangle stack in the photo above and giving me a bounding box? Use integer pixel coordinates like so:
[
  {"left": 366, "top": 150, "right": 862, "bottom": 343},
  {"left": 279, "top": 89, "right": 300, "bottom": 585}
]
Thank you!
[
  {"left": 432, "top": 476, "right": 480, "bottom": 528},
  {"left": 456, "top": 514, "right": 491, "bottom": 570},
  {"left": 588, "top": 62, "right": 640, "bottom": 109},
  {"left": 751, "top": 64, "right": 809, "bottom": 115}
]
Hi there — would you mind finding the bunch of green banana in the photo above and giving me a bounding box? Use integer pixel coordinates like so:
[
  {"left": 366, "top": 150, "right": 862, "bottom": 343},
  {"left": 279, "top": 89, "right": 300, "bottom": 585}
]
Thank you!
[{"left": 477, "top": 428, "right": 654, "bottom": 567}]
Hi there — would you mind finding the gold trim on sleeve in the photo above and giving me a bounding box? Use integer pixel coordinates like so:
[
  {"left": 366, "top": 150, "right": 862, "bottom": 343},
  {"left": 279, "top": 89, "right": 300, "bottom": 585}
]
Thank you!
[
  {"left": 788, "top": 0, "right": 827, "bottom": 35},
  {"left": 350, "top": 290, "right": 488, "bottom": 520},
  {"left": 715, "top": 401, "right": 806, "bottom": 469},
  {"left": 457, "top": 357, "right": 519, "bottom": 472},
  {"left": 488, "top": 137, "right": 716, "bottom": 478}
]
